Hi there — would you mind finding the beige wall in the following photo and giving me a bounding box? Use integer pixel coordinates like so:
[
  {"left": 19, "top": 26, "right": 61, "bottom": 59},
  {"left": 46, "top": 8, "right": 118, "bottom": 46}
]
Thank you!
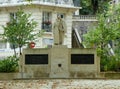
[
  {"left": 0, "top": 9, "right": 10, "bottom": 34},
  {"left": 21, "top": 48, "right": 50, "bottom": 78},
  {"left": 70, "top": 48, "right": 100, "bottom": 78}
]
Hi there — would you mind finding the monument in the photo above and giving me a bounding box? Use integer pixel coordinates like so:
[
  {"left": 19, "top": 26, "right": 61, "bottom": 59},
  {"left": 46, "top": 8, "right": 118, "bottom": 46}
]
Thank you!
[
  {"left": 20, "top": 17, "right": 100, "bottom": 79},
  {"left": 49, "top": 16, "right": 69, "bottom": 78},
  {"left": 53, "top": 15, "right": 67, "bottom": 45}
]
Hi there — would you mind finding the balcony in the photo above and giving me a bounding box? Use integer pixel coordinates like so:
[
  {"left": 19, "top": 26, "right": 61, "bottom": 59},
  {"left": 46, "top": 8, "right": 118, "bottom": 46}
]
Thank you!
[
  {"left": 0, "top": 0, "right": 74, "bottom": 7},
  {"left": 72, "top": 15, "right": 98, "bottom": 21}
]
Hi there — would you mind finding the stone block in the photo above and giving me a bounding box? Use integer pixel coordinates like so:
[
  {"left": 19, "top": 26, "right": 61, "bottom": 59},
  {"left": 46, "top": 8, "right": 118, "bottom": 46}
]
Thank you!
[{"left": 49, "top": 45, "right": 70, "bottom": 78}]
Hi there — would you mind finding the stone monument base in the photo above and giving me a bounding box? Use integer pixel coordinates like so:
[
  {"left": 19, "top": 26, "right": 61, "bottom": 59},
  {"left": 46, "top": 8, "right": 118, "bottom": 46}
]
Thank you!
[
  {"left": 21, "top": 46, "right": 100, "bottom": 78},
  {"left": 49, "top": 45, "right": 70, "bottom": 78}
]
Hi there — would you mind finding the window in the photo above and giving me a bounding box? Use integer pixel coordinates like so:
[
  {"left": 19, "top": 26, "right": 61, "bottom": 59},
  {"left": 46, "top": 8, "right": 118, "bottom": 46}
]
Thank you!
[
  {"left": 9, "top": 12, "right": 18, "bottom": 25},
  {"left": 42, "top": 12, "right": 52, "bottom": 32},
  {"left": 57, "top": 13, "right": 65, "bottom": 19},
  {"left": 10, "top": 13, "right": 17, "bottom": 21},
  {"left": 43, "top": 0, "right": 51, "bottom": 2},
  {"left": 42, "top": 38, "right": 53, "bottom": 48},
  {"left": 0, "top": 40, "right": 7, "bottom": 49},
  {"left": 73, "top": 0, "right": 80, "bottom": 7},
  {"left": 55, "top": 0, "right": 72, "bottom": 5},
  {"left": 17, "top": 0, "right": 24, "bottom": 2}
]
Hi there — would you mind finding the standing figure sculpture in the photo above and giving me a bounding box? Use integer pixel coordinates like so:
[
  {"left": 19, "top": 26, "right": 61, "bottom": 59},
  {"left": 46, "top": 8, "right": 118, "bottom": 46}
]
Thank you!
[{"left": 53, "top": 15, "right": 67, "bottom": 45}]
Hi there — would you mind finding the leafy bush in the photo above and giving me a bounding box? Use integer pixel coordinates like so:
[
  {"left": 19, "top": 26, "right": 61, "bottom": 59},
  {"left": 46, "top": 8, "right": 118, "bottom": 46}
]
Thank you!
[
  {"left": 101, "top": 56, "right": 120, "bottom": 72},
  {"left": 0, "top": 56, "right": 19, "bottom": 72}
]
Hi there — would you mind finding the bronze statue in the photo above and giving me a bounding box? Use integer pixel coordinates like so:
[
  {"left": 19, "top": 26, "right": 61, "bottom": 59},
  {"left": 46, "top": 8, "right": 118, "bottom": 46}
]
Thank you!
[{"left": 53, "top": 15, "right": 67, "bottom": 45}]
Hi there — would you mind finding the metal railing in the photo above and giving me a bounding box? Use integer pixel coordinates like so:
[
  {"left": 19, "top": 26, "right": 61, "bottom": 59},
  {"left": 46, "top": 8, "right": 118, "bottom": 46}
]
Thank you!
[
  {"left": 0, "top": 0, "right": 74, "bottom": 6},
  {"left": 108, "top": 44, "right": 115, "bottom": 56},
  {"left": 73, "top": 15, "right": 97, "bottom": 21},
  {"left": 73, "top": 28, "right": 86, "bottom": 48}
]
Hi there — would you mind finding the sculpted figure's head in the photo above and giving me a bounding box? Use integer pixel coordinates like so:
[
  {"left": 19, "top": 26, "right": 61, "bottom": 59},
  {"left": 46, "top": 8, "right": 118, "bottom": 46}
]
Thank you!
[{"left": 57, "top": 15, "right": 61, "bottom": 19}]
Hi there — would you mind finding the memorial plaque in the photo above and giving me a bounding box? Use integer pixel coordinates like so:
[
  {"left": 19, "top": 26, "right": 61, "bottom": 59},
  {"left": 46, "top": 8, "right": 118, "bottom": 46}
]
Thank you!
[
  {"left": 25, "top": 54, "right": 48, "bottom": 64},
  {"left": 71, "top": 54, "right": 94, "bottom": 64}
]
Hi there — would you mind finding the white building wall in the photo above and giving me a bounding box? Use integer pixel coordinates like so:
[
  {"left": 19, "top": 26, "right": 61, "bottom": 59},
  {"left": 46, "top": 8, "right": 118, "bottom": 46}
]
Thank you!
[
  {"left": 115, "top": 0, "right": 119, "bottom": 3},
  {"left": 0, "top": 11, "right": 9, "bottom": 32},
  {"left": 65, "top": 12, "right": 73, "bottom": 48},
  {"left": 0, "top": 1, "right": 79, "bottom": 58},
  {"left": 0, "top": 6, "right": 76, "bottom": 50},
  {"left": 24, "top": 7, "right": 43, "bottom": 48},
  {"left": 0, "top": 9, "right": 10, "bottom": 50}
]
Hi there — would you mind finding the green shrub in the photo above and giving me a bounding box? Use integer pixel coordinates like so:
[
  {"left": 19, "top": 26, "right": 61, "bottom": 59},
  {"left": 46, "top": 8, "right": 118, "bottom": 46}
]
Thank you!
[
  {"left": 0, "top": 56, "right": 19, "bottom": 72},
  {"left": 100, "top": 56, "right": 120, "bottom": 72}
]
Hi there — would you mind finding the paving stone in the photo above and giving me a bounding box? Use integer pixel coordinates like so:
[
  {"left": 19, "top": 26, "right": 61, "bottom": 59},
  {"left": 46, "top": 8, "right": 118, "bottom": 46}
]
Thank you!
[{"left": 0, "top": 79, "right": 120, "bottom": 89}]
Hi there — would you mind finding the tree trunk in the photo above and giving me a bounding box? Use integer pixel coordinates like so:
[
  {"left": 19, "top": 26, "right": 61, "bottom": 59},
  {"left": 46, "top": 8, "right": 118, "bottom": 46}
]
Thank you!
[
  {"left": 13, "top": 44, "right": 17, "bottom": 57},
  {"left": 91, "top": 0, "right": 98, "bottom": 14},
  {"left": 19, "top": 45, "right": 22, "bottom": 55}
]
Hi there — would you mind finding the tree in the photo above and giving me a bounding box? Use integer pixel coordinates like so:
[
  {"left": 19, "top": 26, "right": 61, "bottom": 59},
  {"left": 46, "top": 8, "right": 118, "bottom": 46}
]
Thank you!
[
  {"left": 83, "top": 14, "right": 117, "bottom": 55},
  {"left": 83, "top": 4, "right": 120, "bottom": 71},
  {"left": 3, "top": 9, "right": 37, "bottom": 55},
  {"left": 80, "top": 0, "right": 111, "bottom": 15},
  {"left": 83, "top": 3, "right": 120, "bottom": 54}
]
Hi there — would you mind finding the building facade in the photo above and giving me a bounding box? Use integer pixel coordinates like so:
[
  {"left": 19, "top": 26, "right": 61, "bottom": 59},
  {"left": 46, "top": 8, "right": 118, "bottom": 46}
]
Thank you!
[{"left": 0, "top": 0, "right": 80, "bottom": 56}]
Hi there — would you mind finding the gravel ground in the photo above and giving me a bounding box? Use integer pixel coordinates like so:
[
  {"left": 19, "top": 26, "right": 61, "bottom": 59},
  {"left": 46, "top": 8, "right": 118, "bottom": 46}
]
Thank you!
[{"left": 0, "top": 79, "right": 120, "bottom": 89}]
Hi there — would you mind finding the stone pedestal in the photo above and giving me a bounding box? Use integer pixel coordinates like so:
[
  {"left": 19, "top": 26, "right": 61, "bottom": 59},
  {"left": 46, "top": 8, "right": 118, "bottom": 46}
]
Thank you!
[{"left": 49, "top": 45, "right": 70, "bottom": 78}]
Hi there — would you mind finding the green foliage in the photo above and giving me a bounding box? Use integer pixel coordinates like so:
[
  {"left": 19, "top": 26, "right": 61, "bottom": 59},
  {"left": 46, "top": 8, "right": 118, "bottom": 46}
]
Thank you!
[
  {"left": 80, "top": 0, "right": 93, "bottom": 15},
  {"left": 0, "top": 56, "right": 19, "bottom": 72},
  {"left": 83, "top": 4, "right": 120, "bottom": 71},
  {"left": 83, "top": 14, "right": 117, "bottom": 51},
  {"left": 3, "top": 9, "right": 38, "bottom": 54},
  {"left": 80, "top": 0, "right": 111, "bottom": 15},
  {"left": 98, "top": 0, "right": 111, "bottom": 14},
  {"left": 101, "top": 56, "right": 120, "bottom": 72}
]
